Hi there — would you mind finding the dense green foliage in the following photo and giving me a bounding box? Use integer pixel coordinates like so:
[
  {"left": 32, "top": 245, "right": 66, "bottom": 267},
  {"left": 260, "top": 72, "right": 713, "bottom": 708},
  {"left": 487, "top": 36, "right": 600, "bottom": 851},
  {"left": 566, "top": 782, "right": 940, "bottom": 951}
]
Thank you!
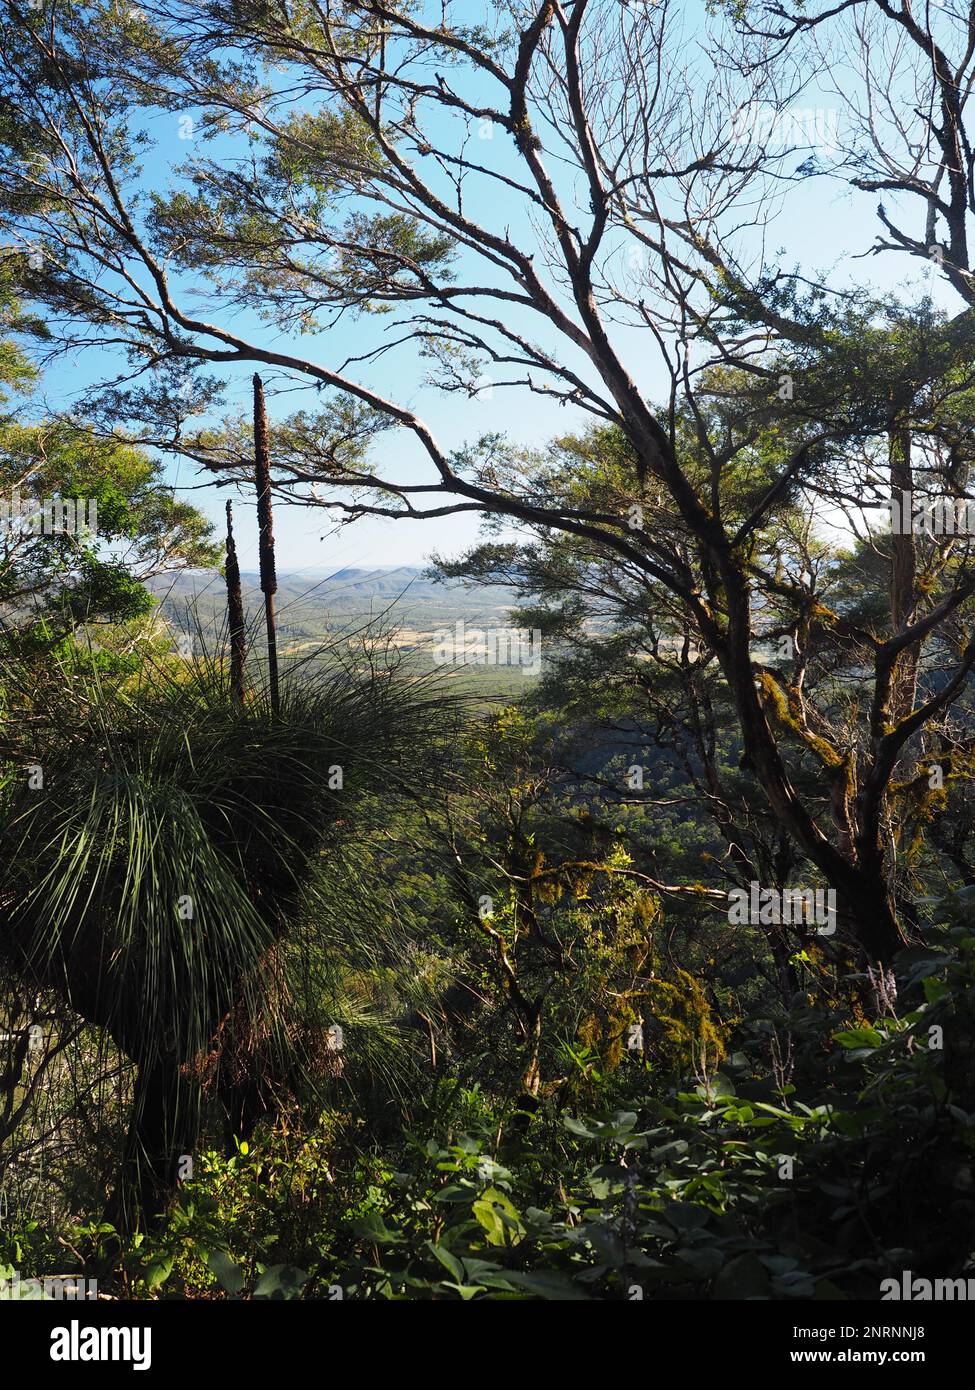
[{"left": 6, "top": 872, "right": 975, "bottom": 1300}]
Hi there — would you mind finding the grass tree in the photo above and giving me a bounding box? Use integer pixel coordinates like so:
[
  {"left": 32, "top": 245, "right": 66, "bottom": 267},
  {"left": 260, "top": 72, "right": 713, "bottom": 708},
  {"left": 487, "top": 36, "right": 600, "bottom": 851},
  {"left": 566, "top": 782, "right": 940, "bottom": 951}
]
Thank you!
[{"left": 0, "top": 630, "right": 460, "bottom": 1231}]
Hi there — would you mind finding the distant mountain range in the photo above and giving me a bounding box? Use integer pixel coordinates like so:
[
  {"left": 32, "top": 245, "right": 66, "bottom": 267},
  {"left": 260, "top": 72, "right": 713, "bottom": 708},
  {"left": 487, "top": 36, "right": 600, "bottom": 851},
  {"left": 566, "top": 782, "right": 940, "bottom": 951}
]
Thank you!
[{"left": 145, "top": 565, "right": 520, "bottom": 642}]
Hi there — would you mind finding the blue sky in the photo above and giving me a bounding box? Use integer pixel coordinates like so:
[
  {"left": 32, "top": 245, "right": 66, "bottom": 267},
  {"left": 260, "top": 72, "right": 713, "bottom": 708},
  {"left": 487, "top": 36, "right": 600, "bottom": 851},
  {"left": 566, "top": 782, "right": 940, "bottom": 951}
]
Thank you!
[{"left": 26, "top": 0, "right": 955, "bottom": 574}]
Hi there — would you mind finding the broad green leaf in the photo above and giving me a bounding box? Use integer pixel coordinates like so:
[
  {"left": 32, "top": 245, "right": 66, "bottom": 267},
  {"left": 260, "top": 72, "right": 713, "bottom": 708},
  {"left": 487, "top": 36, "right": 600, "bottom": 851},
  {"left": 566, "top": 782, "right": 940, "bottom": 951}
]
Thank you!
[{"left": 205, "top": 1249, "right": 245, "bottom": 1296}]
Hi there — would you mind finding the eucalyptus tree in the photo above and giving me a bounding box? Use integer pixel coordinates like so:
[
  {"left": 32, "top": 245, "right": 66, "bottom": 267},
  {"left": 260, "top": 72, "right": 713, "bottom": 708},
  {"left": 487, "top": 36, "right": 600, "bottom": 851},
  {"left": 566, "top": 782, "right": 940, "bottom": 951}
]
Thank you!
[{"left": 0, "top": 422, "right": 219, "bottom": 654}]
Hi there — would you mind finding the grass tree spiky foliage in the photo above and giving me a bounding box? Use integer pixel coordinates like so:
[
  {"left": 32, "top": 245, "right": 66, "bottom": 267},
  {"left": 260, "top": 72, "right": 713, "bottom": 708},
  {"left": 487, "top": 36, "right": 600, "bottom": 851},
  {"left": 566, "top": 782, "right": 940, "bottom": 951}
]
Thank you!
[{"left": 0, "top": 621, "right": 462, "bottom": 1231}]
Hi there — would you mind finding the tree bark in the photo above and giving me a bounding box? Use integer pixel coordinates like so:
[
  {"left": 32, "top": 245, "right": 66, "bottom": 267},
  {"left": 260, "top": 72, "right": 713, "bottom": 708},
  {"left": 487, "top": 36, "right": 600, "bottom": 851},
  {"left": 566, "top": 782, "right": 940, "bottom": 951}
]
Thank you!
[
  {"left": 253, "top": 374, "right": 280, "bottom": 717},
  {"left": 225, "top": 499, "right": 247, "bottom": 710},
  {"left": 889, "top": 427, "right": 920, "bottom": 731},
  {"left": 106, "top": 1055, "right": 201, "bottom": 1236}
]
